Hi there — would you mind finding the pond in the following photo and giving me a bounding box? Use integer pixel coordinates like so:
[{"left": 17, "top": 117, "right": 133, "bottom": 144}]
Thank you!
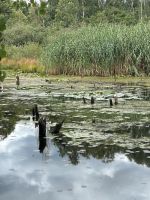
[{"left": 0, "top": 78, "right": 150, "bottom": 200}]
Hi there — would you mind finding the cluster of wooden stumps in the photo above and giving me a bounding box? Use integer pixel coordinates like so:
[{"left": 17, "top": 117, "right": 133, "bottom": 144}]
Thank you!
[
  {"left": 82, "top": 96, "right": 95, "bottom": 105},
  {"left": 82, "top": 96, "right": 118, "bottom": 107},
  {"left": 82, "top": 96, "right": 118, "bottom": 124},
  {"left": 32, "top": 104, "right": 64, "bottom": 153},
  {"left": 32, "top": 95, "right": 118, "bottom": 153}
]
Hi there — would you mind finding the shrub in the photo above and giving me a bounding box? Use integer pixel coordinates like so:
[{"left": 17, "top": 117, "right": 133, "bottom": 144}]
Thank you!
[{"left": 6, "top": 43, "right": 42, "bottom": 59}]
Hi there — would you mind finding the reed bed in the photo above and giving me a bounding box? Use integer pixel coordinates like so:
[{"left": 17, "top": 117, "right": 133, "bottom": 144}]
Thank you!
[{"left": 42, "top": 23, "right": 150, "bottom": 76}]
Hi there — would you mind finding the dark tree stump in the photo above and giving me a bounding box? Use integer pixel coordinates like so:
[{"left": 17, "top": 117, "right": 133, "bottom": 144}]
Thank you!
[
  {"left": 109, "top": 98, "right": 113, "bottom": 107},
  {"left": 83, "top": 97, "right": 86, "bottom": 104},
  {"left": 32, "top": 104, "right": 39, "bottom": 121},
  {"left": 114, "top": 96, "right": 118, "bottom": 105},
  {"left": 91, "top": 96, "right": 95, "bottom": 105}
]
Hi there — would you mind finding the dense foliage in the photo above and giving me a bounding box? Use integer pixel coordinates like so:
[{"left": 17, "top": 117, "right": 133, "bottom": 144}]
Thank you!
[
  {"left": 0, "top": 0, "right": 150, "bottom": 76},
  {"left": 42, "top": 23, "right": 150, "bottom": 76}
]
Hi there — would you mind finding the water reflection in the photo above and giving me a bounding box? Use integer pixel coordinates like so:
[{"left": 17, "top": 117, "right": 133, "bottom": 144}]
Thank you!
[
  {"left": 39, "top": 132, "right": 47, "bottom": 153},
  {"left": 52, "top": 136, "right": 150, "bottom": 167},
  {"left": 0, "top": 121, "right": 150, "bottom": 200},
  {"left": 1, "top": 82, "right": 150, "bottom": 199},
  {"left": 38, "top": 118, "right": 47, "bottom": 153},
  {"left": 0, "top": 102, "right": 28, "bottom": 138},
  {"left": 116, "top": 122, "right": 150, "bottom": 138}
]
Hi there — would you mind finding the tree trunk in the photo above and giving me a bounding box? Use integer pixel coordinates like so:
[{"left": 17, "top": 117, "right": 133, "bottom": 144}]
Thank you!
[{"left": 81, "top": 0, "right": 85, "bottom": 19}]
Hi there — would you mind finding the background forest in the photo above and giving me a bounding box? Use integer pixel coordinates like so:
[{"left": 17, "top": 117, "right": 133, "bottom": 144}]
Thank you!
[{"left": 0, "top": 0, "right": 150, "bottom": 76}]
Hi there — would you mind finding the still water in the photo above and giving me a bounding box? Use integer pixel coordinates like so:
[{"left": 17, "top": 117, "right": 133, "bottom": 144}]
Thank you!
[{"left": 0, "top": 79, "right": 150, "bottom": 200}]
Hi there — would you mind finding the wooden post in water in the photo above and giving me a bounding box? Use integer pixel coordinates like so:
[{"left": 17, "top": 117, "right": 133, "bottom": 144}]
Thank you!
[
  {"left": 0, "top": 86, "right": 2, "bottom": 92},
  {"left": 50, "top": 119, "right": 64, "bottom": 134},
  {"left": 91, "top": 96, "right": 95, "bottom": 105},
  {"left": 114, "top": 96, "right": 118, "bottom": 105},
  {"left": 92, "top": 118, "right": 96, "bottom": 123},
  {"left": 109, "top": 98, "right": 113, "bottom": 107},
  {"left": 32, "top": 104, "right": 39, "bottom": 121},
  {"left": 83, "top": 97, "right": 86, "bottom": 104},
  {"left": 16, "top": 74, "right": 20, "bottom": 89},
  {"left": 38, "top": 117, "right": 46, "bottom": 153}
]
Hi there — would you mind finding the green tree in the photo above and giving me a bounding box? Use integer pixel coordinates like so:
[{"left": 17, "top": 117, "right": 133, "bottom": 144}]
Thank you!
[
  {"left": 0, "top": 17, "right": 6, "bottom": 91},
  {"left": 0, "top": 16, "right": 6, "bottom": 60},
  {"left": 43, "top": 0, "right": 59, "bottom": 26},
  {"left": 0, "top": 0, "right": 12, "bottom": 60},
  {"left": 55, "top": 0, "right": 79, "bottom": 27},
  {"left": 27, "top": 1, "right": 47, "bottom": 26},
  {"left": 3, "top": 10, "right": 45, "bottom": 46},
  {"left": 12, "top": 0, "right": 30, "bottom": 16},
  {"left": 104, "top": 7, "right": 137, "bottom": 25},
  {"left": 0, "top": 0, "right": 12, "bottom": 20}
]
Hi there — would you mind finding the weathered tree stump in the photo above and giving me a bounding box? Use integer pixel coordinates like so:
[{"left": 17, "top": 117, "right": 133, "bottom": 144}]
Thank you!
[
  {"left": 109, "top": 98, "right": 113, "bottom": 107},
  {"left": 83, "top": 97, "right": 86, "bottom": 104},
  {"left": 50, "top": 119, "right": 64, "bottom": 134},
  {"left": 16, "top": 74, "right": 20, "bottom": 89},
  {"left": 92, "top": 118, "right": 96, "bottom": 123},
  {"left": 114, "top": 96, "right": 118, "bottom": 105},
  {"left": 32, "top": 104, "right": 39, "bottom": 121},
  {"left": 91, "top": 96, "right": 95, "bottom": 105}
]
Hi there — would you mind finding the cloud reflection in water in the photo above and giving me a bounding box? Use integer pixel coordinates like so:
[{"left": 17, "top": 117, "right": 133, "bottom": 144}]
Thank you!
[{"left": 0, "top": 121, "right": 150, "bottom": 200}]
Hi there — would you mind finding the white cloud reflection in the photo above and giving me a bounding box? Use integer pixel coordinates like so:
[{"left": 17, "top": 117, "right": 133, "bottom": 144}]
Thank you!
[{"left": 0, "top": 121, "right": 150, "bottom": 200}]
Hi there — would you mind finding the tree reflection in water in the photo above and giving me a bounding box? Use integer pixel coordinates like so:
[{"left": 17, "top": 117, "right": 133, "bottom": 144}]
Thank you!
[
  {"left": 0, "top": 101, "right": 30, "bottom": 140},
  {"left": 52, "top": 135, "right": 150, "bottom": 167}
]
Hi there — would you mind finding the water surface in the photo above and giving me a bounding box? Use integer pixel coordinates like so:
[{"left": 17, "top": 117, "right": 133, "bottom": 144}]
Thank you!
[{"left": 0, "top": 79, "right": 150, "bottom": 200}]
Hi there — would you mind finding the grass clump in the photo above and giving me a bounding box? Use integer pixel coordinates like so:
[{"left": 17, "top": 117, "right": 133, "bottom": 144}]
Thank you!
[{"left": 0, "top": 43, "right": 45, "bottom": 74}]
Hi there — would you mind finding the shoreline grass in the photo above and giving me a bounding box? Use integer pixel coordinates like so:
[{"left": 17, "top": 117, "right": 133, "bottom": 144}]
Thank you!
[
  {"left": 42, "top": 23, "right": 150, "bottom": 76},
  {"left": 0, "top": 58, "right": 45, "bottom": 74}
]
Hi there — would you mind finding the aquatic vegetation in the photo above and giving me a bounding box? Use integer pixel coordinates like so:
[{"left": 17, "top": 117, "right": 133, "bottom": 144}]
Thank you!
[{"left": 42, "top": 23, "right": 150, "bottom": 76}]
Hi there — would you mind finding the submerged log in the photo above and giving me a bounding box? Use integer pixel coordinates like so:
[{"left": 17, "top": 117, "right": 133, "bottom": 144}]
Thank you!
[{"left": 50, "top": 119, "right": 65, "bottom": 134}]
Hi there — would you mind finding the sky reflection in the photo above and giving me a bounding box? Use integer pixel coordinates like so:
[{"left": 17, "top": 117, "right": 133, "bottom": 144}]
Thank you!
[{"left": 0, "top": 121, "right": 150, "bottom": 200}]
